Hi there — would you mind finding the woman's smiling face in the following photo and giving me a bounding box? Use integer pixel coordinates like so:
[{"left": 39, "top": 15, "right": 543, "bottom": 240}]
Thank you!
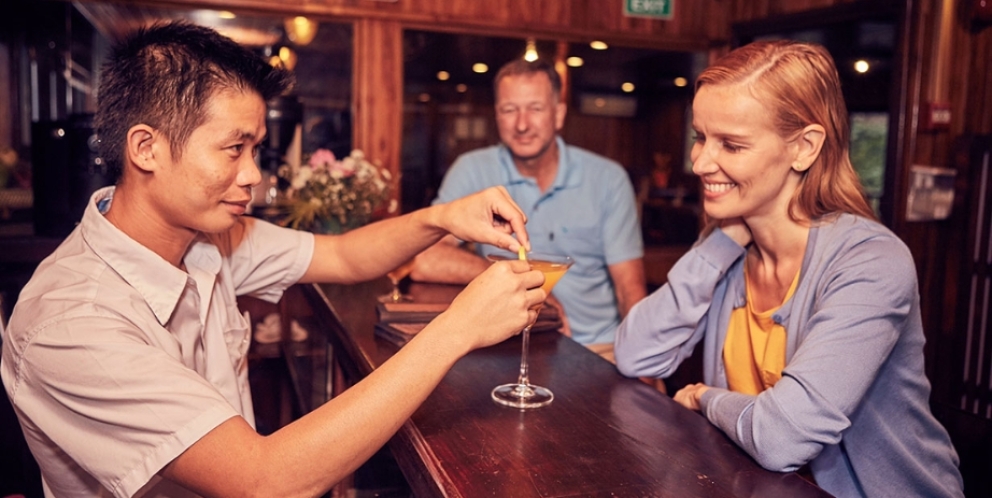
[{"left": 689, "top": 83, "right": 804, "bottom": 223}]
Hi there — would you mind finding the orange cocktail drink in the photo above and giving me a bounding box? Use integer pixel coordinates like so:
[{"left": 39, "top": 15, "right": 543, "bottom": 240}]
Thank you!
[{"left": 487, "top": 249, "right": 573, "bottom": 409}]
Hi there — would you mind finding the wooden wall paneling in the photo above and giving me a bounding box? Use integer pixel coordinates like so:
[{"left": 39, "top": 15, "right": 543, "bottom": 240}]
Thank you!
[
  {"left": 0, "top": 43, "right": 10, "bottom": 150},
  {"left": 962, "top": 25, "right": 992, "bottom": 134},
  {"left": 137, "top": 0, "right": 715, "bottom": 50},
  {"left": 352, "top": 18, "right": 403, "bottom": 214}
]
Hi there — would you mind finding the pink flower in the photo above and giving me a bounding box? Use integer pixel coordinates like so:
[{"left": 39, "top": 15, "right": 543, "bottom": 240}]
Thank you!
[{"left": 308, "top": 149, "right": 337, "bottom": 170}]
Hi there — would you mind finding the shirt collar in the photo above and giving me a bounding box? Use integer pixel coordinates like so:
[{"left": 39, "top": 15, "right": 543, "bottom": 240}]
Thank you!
[
  {"left": 497, "top": 136, "right": 583, "bottom": 191},
  {"left": 80, "top": 187, "right": 221, "bottom": 325}
]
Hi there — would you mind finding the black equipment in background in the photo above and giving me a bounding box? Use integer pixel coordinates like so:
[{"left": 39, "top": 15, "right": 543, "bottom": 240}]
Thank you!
[{"left": 31, "top": 114, "right": 114, "bottom": 237}]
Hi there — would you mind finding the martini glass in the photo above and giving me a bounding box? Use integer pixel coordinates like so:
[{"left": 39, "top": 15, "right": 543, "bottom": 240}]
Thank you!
[
  {"left": 378, "top": 259, "right": 416, "bottom": 303},
  {"left": 487, "top": 250, "right": 573, "bottom": 409}
]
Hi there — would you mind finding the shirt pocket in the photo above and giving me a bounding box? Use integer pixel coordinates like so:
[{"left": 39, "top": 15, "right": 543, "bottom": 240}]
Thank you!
[
  {"left": 223, "top": 310, "right": 252, "bottom": 373},
  {"left": 553, "top": 224, "right": 602, "bottom": 271}
]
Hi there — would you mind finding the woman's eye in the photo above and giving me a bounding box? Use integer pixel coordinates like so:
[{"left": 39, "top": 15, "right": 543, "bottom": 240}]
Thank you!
[
  {"left": 722, "top": 141, "right": 741, "bottom": 153},
  {"left": 692, "top": 134, "right": 704, "bottom": 143}
]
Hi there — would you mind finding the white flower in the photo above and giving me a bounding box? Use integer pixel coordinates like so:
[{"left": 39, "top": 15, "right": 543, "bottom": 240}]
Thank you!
[{"left": 292, "top": 167, "right": 313, "bottom": 189}]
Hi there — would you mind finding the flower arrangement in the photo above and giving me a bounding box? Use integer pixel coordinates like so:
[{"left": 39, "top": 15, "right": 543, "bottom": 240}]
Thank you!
[{"left": 278, "top": 149, "right": 394, "bottom": 233}]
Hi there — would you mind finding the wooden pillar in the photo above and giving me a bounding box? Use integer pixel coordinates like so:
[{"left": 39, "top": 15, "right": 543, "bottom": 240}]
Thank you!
[
  {"left": 352, "top": 19, "right": 404, "bottom": 215},
  {"left": 554, "top": 40, "right": 570, "bottom": 105}
]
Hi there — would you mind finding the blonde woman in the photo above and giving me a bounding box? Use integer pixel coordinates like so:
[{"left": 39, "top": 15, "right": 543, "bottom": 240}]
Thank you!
[{"left": 615, "top": 40, "right": 963, "bottom": 497}]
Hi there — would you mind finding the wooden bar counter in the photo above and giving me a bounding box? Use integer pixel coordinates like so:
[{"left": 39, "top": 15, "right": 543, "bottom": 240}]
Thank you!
[{"left": 299, "top": 280, "right": 831, "bottom": 497}]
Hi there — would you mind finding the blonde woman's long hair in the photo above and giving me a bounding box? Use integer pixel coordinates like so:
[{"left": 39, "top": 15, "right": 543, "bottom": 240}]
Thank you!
[{"left": 695, "top": 40, "right": 876, "bottom": 222}]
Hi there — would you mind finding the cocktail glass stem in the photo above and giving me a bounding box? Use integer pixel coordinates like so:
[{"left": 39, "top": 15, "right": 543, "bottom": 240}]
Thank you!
[
  {"left": 516, "top": 323, "right": 534, "bottom": 388},
  {"left": 517, "top": 325, "right": 533, "bottom": 395},
  {"left": 388, "top": 278, "right": 403, "bottom": 302},
  {"left": 491, "top": 318, "right": 552, "bottom": 408}
]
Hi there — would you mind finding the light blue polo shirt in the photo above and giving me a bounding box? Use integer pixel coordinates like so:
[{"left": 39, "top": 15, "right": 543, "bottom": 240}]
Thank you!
[{"left": 434, "top": 137, "right": 643, "bottom": 345}]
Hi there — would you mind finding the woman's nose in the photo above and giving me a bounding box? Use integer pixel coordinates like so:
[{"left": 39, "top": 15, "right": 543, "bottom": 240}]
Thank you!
[{"left": 690, "top": 143, "right": 713, "bottom": 176}]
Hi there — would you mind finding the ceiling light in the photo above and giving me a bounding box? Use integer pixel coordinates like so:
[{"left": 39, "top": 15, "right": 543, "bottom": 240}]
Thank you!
[
  {"left": 673, "top": 77, "right": 688, "bottom": 87},
  {"left": 590, "top": 40, "right": 608, "bottom": 50},
  {"left": 456, "top": 84, "right": 468, "bottom": 93},
  {"left": 621, "top": 82, "right": 635, "bottom": 93},
  {"left": 278, "top": 46, "right": 297, "bottom": 70},
  {"left": 418, "top": 93, "right": 431, "bottom": 103},
  {"left": 437, "top": 71, "right": 450, "bottom": 81},
  {"left": 566, "top": 56, "right": 584, "bottom": 67},
  {"left": 854, "top": 60, "right": 870, "bottom": 73},
  {"left": 217, "top": 11, "right": 236, "bottom": 20},
  {"left": 285, "top": 16, "right": 319, "bottom": 46},
  {"left": 472, "top": 63, "right": 489, "bottom": 73},
  {"left": 524, "top": 38, "right": 539, "bottom": 62}
]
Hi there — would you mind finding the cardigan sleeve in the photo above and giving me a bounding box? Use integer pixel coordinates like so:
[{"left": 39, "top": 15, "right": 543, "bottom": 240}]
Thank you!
[{"left": 614, "top": 228, "right": 745, "bottom": 379}]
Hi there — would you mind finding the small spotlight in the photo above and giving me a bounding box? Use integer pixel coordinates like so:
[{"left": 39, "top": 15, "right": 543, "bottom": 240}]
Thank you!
[
  {"left": 456, "top": 84, "right": 468, "bottom": 93},
  {"left": 854, "top": 60, "right": 870, "bottom": 73},
  {"left": 590, "top": 40, "right": 608, "bottom": 50},
  {"left": 594, "top": 98, "right": 606, "bottom": 108},
  {"left": 277, "top": 46, "right": 297, "bottom": 70},
  {"left": 418, "top": 93, "right": 431, "bottom": 103},
  {"left": 437, "top": 71, "right": 450, "bottom": 81},
  {"left": 472, "top": 63, "right": 489, "bottom": 74},
  {"left": 621, "top": 82, "right": 635, "bottom": 93},
  {"left": 217, "top": 10, "right": 236, "bottom": 19},
  {"left": 524, "top": 38, "right": 539, "bottom": 62},
  {"left": 673, "top": 77, "right": 688, "bottom": 87},
  {"left": 566, "top": 56, "right": 584, "bottom": 67}
]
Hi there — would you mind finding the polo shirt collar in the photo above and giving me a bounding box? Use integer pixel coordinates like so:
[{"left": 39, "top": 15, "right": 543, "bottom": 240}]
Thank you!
[
  {"left": 497, "top": 136, "right": 583, "bottom": 191},
  {"left": 80, "top": 187, "right": 221, "bottom": 325}
]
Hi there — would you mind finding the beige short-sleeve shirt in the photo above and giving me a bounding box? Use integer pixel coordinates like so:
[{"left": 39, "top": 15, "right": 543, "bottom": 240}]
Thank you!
[{"left": 1, "top": 187, "right": 314, "bottom": 497}]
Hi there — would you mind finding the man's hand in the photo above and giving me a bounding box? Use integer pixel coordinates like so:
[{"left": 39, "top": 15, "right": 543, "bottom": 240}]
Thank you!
[
  {"left": 435, "top": 186, "right": 530, "bottom": 253},
  {"left": 673, "top": 382, "right": 711, "bottom": 411},
  {"left": 436, "top": 259, "right": 545, "bottom": 352},
  {"left": 544, "top": 294, "right": 571, "bottom": 337}
]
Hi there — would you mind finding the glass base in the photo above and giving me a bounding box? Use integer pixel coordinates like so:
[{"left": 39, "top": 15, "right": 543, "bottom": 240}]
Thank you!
[
  {"left": 491, "top": 383, "right": 554, "bottom": 409},
  {"left": 377, "top": 291, "right": 412, "bottom": 303}
]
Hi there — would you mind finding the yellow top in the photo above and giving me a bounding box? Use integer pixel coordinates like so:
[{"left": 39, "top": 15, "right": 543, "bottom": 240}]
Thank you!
[{"left": 723, "top": 264, "right": 801, "bottom": 395}]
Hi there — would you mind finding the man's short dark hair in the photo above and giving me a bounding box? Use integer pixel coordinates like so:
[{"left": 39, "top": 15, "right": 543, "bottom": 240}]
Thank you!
[
  {"left": 95, "top": 21, "right": 292, "bottom": 180},
  {"left": 492, "top": 59, "right": 562, "bottom": 100}
]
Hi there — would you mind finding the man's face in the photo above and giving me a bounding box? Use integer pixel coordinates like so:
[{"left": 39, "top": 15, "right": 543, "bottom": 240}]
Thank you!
[
  {"left": 494, "top": 72, "right": 566, "bottom": 164},
  {"left": 151, "top": 88, "right": 266, "bottom": 235}
]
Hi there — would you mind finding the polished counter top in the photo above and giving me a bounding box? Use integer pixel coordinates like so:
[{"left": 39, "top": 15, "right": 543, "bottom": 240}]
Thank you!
[{"left": 300, "top": 280, "right": 831, "bottom": 498}]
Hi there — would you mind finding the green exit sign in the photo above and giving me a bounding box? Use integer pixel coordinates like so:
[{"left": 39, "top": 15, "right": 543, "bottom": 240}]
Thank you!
[{"left": 624, "top": 0, "right": 673, "bottom": 19}]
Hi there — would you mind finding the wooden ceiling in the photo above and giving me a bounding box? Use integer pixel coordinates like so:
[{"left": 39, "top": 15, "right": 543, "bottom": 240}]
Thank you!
[{"left": 73, "top": 1, "right": 283, "bottom": 47}]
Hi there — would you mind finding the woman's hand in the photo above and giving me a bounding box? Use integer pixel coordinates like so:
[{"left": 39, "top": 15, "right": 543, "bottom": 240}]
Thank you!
[
  {"left": 719, "top": 217, "right": 752, "bottom": 248},
  {"left": 673, "top": 382, "right": 711, "bottom": 411}
]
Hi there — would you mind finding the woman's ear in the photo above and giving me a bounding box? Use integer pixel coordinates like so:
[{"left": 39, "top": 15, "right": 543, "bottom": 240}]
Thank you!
[
  {"left": 792, "top": 124, "right": 826, "bottom": 172},
  {"left": 124, "top": 124, "right": 160, "bottom": 173}
]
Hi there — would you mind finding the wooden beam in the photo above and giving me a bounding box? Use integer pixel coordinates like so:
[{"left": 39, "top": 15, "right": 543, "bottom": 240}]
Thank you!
[{"left": 352, "top": 18, "right": 403, "bottom": 215}]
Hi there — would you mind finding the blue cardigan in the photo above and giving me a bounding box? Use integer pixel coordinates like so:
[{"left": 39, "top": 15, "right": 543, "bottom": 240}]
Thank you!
[{"left": 615, "top": 214, "right": 963, "bottom": 497}]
